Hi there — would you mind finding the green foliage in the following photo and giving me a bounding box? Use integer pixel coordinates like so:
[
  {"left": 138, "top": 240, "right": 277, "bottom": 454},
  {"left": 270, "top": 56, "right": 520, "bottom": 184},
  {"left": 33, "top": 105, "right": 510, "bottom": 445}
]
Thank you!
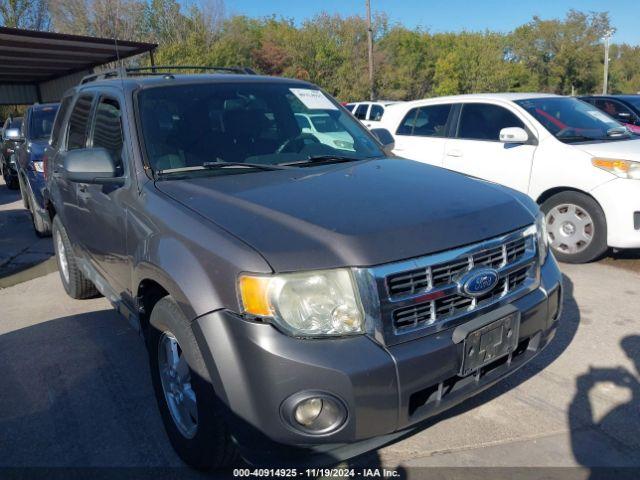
[{"left": 6, "top": 2, "right": 640, "bottom": 100}]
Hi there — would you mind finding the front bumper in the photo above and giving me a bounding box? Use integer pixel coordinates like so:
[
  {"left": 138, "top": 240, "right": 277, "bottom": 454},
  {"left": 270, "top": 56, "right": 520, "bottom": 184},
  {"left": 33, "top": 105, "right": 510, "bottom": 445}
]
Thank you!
[
  {"left": 192, "top": 257, "right": 562, "bottom": 465},
  {"left": 591, "top": 177, "right": 640, "bottom": 249}
]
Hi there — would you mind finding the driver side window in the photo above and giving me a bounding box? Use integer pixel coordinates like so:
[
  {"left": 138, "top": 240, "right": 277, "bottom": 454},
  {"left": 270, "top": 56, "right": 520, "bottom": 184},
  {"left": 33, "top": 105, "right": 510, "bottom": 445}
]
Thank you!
[
  {"left": 90, "top": 97, "right": 125, "bottom": 176},
  {"left": 67, "top": 94, "right": 94, "bottom": 150}
]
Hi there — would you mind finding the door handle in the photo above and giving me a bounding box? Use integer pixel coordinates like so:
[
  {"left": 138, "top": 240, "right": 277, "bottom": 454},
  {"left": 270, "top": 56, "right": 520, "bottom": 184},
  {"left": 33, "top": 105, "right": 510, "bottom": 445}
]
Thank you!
[{"left": 446, "top": 149, "right": 463, "bottom": 158}]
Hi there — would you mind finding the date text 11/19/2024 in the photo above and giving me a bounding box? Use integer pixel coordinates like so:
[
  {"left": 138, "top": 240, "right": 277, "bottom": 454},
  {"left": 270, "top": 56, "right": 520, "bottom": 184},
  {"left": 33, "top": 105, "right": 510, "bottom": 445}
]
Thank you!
[{"left": 233, "top": 468, "right": 402, "bottom": 477}]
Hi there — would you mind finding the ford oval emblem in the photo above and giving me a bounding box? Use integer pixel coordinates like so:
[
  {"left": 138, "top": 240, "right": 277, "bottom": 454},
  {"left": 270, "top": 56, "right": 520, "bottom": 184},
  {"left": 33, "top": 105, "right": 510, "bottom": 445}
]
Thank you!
[{"left": 460, "top": 268, "right": 500, "bottom": 297}]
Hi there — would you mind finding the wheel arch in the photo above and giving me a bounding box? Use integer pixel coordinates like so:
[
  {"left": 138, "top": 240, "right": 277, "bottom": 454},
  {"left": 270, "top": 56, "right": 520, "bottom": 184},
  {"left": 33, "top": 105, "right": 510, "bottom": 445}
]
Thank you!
[{"left": 536, "top": 186, "right": 603, "bottom": 211}]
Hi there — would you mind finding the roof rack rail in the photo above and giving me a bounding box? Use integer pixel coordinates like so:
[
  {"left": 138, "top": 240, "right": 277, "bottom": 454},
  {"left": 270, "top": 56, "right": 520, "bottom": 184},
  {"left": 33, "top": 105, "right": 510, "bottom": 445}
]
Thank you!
[{"left": 80, "top": 65, "right": 256, "bottom": 84}]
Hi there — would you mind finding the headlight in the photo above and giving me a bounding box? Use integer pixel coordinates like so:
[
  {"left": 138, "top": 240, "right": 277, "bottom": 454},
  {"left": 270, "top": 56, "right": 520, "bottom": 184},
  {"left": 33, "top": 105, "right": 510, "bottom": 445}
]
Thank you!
[
  {"left": 238, "top": 269, "right": 365, "bottom": 337},
  {"left": 33, "top": 161, "right": 44, "bottom": 173},
  {"left": 592, "top": 158, "right": 640, "bottom": 179},
  {"left": 536, "top": 211, "right": 549, "bottom": 264}
]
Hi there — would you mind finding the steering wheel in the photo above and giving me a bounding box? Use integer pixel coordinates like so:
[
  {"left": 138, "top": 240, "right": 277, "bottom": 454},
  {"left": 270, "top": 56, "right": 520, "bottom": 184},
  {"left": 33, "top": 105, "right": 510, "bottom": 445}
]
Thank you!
[{"left": 276, "top": 133, "right": 321, "bottom": 154}]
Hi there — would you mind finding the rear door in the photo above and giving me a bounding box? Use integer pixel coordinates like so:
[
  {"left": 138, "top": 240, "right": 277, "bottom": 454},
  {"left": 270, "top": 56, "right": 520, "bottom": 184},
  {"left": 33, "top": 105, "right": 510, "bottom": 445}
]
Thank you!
[
  {"left": 391, "top": 103, "right": 454, "bottom": 167},
  {"left": 353, "top": 103, "right": 370, "bottom": 123},
  {"left": 443, "top": 102, "right": 535, "bottom": 193},
  {"left": 74, "top": 93, "right": 130, "bottom": 294},
  {"left": 364, "top": 103, "right": 384, "bottom": 129}
]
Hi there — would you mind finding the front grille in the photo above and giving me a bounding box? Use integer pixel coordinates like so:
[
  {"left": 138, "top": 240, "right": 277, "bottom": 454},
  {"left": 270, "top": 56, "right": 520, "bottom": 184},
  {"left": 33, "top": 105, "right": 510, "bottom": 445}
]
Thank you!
[
  {"left": 391, "top": 270, "right": 533, "bottom": 331},
  {"left": 368, "top": 227, "right": 539, "bottom": 345},
  {"left": 386, "top": 237, "right": 527, "bottom": 297}
]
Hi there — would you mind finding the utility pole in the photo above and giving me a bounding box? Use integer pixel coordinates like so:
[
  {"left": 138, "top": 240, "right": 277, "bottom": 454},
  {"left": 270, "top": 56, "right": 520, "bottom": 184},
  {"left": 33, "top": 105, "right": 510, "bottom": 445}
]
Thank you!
[
  {"left": 602, "top": 29, "right": 615, "bottom": 95},
  {"left": 366, "top": 0, "right": 374, "bottom": 101}
]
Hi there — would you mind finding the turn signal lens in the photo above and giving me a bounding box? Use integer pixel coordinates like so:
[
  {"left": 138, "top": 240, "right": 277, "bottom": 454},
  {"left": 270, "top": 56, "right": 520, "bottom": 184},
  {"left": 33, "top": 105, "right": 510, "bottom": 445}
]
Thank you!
[
  {"left": 592, "top": 158, "right": 640, "bottom": 179},
  {"left": 238, "top": 275, "right": 271, "bottom": 317}
]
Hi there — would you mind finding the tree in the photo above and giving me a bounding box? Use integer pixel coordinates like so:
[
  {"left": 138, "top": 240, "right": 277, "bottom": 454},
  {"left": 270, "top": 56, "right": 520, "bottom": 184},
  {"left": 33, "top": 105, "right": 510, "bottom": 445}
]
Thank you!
[{"left": 0, "top": 0, "right": 50, "bottom": 29}]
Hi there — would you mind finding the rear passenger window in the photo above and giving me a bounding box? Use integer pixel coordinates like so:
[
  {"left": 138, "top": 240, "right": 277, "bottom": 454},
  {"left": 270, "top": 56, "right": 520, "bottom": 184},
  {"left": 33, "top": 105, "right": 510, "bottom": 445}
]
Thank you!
[
  {"left": 397, "top": 104, "right": 452, "bottom": 137},
  {"left": 51, "top": 96, "right": 73, "bottom": 148},
  {"left": 91, "top": 97, "right": 124, "bottom": 174},
  {"left": 369, "top": 104, "right": 384, "bottom": 121},
  {"left": 67, "top": 94, "right": 94, "bottom": 150},
  {"left": 354, "top": 104, "right": 368, "bottom": 120},
  {"left": 457, "top": 103, "right": 524, "bottom": 141}
]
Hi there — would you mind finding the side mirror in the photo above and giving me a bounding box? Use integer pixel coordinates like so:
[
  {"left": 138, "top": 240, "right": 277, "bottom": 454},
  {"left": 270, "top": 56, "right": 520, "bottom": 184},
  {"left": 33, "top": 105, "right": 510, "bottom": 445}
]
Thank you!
[
  {"left": 370, "top": 128, "right": 395, "bottom": 155},
  {"left": 62, "top": 148, "right": 122, "bottom": 185},
  {"left": 499, "top": 127, "right": 529, "bottom": 144},
  {"left": 4, "top": 128, "right": 23, "bottom": 142}
]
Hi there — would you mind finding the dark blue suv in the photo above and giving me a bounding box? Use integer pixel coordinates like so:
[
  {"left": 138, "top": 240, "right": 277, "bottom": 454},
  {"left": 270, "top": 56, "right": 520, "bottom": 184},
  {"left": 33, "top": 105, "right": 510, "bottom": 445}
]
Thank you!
[{"left": 16, "top": 103, "right": 59, "bottom": 236}]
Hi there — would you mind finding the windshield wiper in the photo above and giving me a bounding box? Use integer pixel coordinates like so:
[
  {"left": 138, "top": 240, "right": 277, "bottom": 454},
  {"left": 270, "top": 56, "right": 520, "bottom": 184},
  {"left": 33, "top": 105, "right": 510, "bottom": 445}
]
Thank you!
[
  {"left": 156, "top": 162, "right": 288, "bottom": 176},
  {"left": 279, "top": 155, "right": 364, "bottom": 167}
]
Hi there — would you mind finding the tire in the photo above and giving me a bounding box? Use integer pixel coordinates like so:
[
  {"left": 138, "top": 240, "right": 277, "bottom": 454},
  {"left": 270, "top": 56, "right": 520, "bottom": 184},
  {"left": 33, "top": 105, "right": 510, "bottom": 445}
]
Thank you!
[
  {"left": 540, "top": 191, "right": 608, "bottom": 264},
  {"left": 51, "top": 215, "right": 99, "bottom": 299},
  {"left": 147, "top": 296, "right": 237, "bottom": 470},
  {"left": 24, "top": 179, "right": 51, "bottom": 237},
  {"left": 31, "top": 199, "right": 51, "bottom": 237}
]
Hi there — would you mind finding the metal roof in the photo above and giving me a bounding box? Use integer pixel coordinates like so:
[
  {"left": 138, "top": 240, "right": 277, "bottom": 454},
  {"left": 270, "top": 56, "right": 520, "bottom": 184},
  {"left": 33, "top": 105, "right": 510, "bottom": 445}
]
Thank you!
[{"left": 0, "top": 27, "right": 157, "bottom": 85}]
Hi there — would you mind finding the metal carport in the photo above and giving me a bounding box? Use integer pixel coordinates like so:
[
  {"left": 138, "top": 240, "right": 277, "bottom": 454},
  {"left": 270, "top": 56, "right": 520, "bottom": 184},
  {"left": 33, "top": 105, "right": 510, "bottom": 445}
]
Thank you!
[{"left": 0, "top": 27, "right": 157, "bottom": 105}]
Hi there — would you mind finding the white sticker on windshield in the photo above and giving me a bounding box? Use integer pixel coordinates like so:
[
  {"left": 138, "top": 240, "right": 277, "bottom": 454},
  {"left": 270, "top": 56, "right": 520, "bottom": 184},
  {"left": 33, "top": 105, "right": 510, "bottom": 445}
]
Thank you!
[
  {"left": 587, "top": 110, "right": 615, "bottom": 123},
  {"left": 290, "top": 88, "right": 338, "bottom": 110}
]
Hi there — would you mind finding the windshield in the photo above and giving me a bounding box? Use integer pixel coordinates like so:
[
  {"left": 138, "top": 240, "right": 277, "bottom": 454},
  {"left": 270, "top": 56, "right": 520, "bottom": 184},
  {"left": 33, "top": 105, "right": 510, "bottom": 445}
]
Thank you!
[
  {"left": 30, "top": 106, "right": 59, "bottom": 140},
  {"left": 138, "top": 83, "right": 383, "bottom": 176},
  {"left": 625, "top": 97, "right": 640, "bottom": 110},
  {"left": 515, "top": 97, "right": 630, "bottom": 143}
]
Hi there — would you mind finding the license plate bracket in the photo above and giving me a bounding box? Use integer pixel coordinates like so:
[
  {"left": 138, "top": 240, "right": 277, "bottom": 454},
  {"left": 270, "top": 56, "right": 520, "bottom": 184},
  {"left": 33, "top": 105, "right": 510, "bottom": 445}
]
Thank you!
[{"left": 459, "top": 310, "right": 520, "bottom": 376}]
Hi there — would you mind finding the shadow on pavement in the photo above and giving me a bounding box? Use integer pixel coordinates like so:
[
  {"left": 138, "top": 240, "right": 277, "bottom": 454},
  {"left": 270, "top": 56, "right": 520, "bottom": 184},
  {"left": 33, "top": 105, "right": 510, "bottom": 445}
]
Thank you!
[
  {"left": 569, "top": 334, "right": 640, "bottom": 478},
  {"left": 0, "top": 182, "right": 21, "bottom": 207},
  {"left": 0, "top": 207, "right": 54, "bottom": 283}
]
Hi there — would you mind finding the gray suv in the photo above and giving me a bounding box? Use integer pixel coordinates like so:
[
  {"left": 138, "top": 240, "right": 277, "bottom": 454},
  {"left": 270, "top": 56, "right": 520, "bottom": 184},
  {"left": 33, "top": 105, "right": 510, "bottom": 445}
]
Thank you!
[{"left": 45, "top": 67, "right": 563, "bottom": 468}]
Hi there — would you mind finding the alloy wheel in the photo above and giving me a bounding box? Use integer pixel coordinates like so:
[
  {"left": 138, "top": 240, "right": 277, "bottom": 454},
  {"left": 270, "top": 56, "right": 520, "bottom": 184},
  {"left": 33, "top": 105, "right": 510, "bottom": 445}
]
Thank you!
[
  {"left": 158, "top": 331, "right": 198, "bottom": 439},
  {"left": 55, "top": 231, "right": 70, "bottom": 283}
]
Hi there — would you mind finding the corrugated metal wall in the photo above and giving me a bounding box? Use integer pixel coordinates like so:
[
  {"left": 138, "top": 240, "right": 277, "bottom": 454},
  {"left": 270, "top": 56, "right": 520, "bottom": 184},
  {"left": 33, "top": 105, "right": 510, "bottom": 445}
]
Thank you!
[
  {"left": 0, "top": 83, "right": 38, "bottom": 105},
  {"left": 0, "top": 69, "right": 92, "bottom": 105},
  {"left": 40, "top": 70, "right": 91, "bottom": 103}
]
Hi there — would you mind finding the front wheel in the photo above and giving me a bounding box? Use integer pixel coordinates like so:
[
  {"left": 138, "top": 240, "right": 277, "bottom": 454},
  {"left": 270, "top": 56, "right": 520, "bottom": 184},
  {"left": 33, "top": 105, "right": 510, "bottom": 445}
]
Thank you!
[
  {"left": 147, "top": 296, "right": 237, "bottom": 469},
  {"left": 540, "top": 191, "right": 608, "bottom": 264},
  {"left": 51, "top": 216, "right": 99, "bottom": 298}
]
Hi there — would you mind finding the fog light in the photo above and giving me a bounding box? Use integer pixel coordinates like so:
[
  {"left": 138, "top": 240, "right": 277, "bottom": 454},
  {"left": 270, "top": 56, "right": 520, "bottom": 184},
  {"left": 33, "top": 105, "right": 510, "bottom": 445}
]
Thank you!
[
  {"left": 294, "top": 398, "right": 323, "bottom": 426},
  {"left": 283, "top": 392, "right": 347, "bottom": 435}
]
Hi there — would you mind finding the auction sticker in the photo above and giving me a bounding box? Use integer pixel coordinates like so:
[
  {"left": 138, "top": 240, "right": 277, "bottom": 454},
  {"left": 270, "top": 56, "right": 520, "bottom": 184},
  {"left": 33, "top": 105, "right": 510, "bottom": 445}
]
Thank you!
[{"left": 290, "top": 88, "right": 338, "bottom": 110}]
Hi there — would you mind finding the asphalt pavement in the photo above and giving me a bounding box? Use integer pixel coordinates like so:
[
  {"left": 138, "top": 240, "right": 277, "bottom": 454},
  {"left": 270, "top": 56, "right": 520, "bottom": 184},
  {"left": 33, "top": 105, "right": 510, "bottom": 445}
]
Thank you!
[{"left": 1, "top": 177, "right": 639, "bottom": 477}]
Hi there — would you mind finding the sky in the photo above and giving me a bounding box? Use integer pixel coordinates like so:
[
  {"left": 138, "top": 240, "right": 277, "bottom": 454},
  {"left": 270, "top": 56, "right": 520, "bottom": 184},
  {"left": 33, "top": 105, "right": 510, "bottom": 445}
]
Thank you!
[{"left": 226, "top": 0, "right": 640, "bottom": 45}]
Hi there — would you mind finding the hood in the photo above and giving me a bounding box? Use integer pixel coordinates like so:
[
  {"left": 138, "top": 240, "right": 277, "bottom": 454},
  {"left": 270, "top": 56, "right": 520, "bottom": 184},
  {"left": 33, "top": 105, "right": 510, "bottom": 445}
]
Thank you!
[
  {"left": 155, "top": 159, "right": 536, "bottom": 272},
  {"left": 573, "top": 137, "right": 640, "bottom": 161}
]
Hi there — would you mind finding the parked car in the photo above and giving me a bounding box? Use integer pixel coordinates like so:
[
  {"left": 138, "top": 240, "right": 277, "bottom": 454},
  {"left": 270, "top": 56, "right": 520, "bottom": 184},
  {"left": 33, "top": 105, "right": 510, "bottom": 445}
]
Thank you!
[
  {"left": 14, "top": 103, "right": 59, "bottom": 236},
  {"left": 579, "top": 95, "right": 640, "bottom": 134},
  {"left": 380, "top": 93, "right": 640, "bottom": 263},
  {"left": 0, "top": 116, "right": 23, "bottom": 189},
  {"left": 294, "top": 112, "right": 354, "bottom": 151},
  {"left": 345, "top": 100, "right": 400, "bottom": 129},
  {"left": 45, "top": 69, "right": 561, "bottom": 469}
]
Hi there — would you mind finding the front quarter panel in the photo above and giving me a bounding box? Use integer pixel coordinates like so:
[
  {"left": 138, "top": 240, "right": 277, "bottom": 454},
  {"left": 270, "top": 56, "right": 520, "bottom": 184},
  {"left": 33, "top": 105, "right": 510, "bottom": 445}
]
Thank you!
[
  {"left": 528, "top": 137, "right": 615, "bottom": 201},
  {"left": 130, "top": 182, "right": 272, "bottom": 320}
]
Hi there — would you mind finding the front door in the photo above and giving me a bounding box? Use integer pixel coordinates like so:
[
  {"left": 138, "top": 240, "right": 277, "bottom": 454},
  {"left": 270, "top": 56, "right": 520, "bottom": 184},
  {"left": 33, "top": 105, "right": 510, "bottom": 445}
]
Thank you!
[
  {"left": 74, "top": 95, "right": 131, "bottom": 296},
  {"left": 443, "top": 102, "right": 535, "bottom": 193},
  {"left": 392, "top": 103, "right": 453, "bottom": 167}
]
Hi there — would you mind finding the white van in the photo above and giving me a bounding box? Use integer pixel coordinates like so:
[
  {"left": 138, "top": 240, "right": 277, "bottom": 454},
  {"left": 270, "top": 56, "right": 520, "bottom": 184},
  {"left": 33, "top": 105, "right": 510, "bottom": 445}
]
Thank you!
[{"left": 381, "top": 93, "right": 640, "bottom": 263}]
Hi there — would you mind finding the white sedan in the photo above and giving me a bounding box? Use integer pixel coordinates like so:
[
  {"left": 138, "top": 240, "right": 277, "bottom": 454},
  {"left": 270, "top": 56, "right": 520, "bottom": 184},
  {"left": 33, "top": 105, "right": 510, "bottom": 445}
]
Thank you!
[{"left": 380, "top": 93, "right": 640, "bottom": 263}]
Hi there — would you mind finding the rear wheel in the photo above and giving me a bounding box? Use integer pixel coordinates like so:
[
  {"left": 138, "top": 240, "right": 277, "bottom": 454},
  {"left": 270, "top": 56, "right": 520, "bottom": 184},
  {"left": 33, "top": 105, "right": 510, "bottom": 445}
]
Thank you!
[
  {"left": 1, "top": 158, "right": 18, "bottom": 189},
  {"left": 52, "top": 215, "right": 99, "bottom": 299},
  {"left": 540, "top": 191, "right": 608, "bottom": 264},
  {"left": 147, "top": 296, "right": 237, "bottom": 469}
]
